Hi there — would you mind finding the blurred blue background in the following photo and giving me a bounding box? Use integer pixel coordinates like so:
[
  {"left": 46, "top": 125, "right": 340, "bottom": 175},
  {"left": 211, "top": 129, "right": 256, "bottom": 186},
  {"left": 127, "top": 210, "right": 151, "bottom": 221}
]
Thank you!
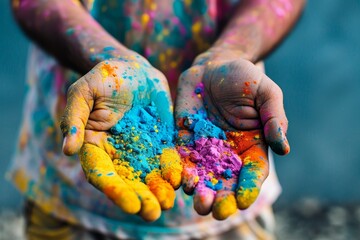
[{"left": 1, "top": 0, "right": 360, "bottom": 212}]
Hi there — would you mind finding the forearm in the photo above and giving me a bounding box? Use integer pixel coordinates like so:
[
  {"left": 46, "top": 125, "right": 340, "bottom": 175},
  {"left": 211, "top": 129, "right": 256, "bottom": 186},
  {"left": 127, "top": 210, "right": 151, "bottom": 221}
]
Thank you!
[
  {"left": 12, "top": 0, "right": 130, "bottom": 74},
  {"left": 210, "top": 0, "right": 306, "bottom": 63}
]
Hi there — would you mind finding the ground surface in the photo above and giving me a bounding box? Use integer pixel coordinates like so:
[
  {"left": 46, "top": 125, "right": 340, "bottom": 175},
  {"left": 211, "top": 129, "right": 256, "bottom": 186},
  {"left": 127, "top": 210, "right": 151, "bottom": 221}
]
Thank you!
[{"left": 1, "top": 199, "right": 360, "bottom": 240}]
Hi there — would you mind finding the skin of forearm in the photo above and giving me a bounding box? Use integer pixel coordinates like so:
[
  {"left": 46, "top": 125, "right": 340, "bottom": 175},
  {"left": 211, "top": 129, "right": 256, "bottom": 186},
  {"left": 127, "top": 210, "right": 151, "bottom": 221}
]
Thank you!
[
  {"left": 210, "top": 0, "right": 306, "bottom": 63},
  {"left": 12, "top": 0, "right": 130, "bottom": 75}
]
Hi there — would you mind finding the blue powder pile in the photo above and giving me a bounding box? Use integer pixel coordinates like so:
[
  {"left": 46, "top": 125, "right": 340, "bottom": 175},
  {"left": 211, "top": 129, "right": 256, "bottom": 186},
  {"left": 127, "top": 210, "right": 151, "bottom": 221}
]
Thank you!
[
  {"left": 108, "top": 103, "right": 174, "bottom": 181},
  {"left": 183, "top": 114, "right": 226, "bottom": 143},
  {"left": 205, "top": 179, "right": 224, "bottom": 191},
  {"left": 223, "top": 169, "right": 232, "bottom": 179}
]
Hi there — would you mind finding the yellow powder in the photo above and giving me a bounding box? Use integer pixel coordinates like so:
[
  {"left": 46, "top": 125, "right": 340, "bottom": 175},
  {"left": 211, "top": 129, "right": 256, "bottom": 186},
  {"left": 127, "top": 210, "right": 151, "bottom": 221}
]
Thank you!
[
  {"left": 113, "top": 159, "right": 141, "bottom": 182},
  {"left": 159, "top": 148, "right": 183, "bottom": 189}
]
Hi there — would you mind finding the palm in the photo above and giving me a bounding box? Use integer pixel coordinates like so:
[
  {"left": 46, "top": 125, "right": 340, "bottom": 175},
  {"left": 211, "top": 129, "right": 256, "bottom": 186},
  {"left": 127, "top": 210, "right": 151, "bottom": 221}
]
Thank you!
[
  {"left": 62, "top": 60, "right": 180, "bottom": 221},
  {"left": 201, "top": 59, "right": 264, "bottom": 132}
]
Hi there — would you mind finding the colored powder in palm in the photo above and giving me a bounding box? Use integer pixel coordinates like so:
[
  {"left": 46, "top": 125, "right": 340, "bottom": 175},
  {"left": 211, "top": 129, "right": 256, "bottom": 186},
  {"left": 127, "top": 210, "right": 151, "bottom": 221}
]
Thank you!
[
  {"left": 108, "top": 103, "right": 174, "bottom": 182},
  {"left": 179, "top": 137, "right": 242, "bottom": 192},
  {"left": 179, "top": 112, "right": 242, "bottom": 192},
  {"left": 182, "top": 113, "right": 226, "bottom": 143}
]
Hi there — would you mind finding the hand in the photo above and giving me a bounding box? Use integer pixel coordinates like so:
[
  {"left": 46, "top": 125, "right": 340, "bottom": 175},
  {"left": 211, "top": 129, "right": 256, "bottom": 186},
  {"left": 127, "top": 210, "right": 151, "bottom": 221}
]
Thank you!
[
  {"left": 61, "top": 57, "right": 182, "bottom": 221},
  {"left": 175, "top": 51, "right": 289, "bottom": 220}
]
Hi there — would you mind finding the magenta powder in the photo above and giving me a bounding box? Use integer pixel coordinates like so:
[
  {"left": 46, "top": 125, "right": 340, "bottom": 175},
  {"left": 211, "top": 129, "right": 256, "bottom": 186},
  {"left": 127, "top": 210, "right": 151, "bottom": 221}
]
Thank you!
[{"left": 179, "top": 137, "right": 242, "bottom": 192}]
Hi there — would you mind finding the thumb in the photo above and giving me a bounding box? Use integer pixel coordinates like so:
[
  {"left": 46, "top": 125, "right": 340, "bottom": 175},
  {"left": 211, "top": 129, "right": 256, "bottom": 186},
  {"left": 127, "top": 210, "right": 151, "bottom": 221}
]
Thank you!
[
  {"left": 257, "top": 75, "right": 290, "bottom": 155},
  {"left": 175, "top": 66, "right": 204, "bottom": 145},
  {"left": 61, "top": 78, "right": 93, "bottom": 155}
]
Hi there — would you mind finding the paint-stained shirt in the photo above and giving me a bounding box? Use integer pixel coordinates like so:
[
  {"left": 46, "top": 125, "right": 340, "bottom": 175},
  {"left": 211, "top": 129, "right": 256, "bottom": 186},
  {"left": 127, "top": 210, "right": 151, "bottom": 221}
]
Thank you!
[{"left": 8, "top": 0, "right": 281, "bottom": 239}]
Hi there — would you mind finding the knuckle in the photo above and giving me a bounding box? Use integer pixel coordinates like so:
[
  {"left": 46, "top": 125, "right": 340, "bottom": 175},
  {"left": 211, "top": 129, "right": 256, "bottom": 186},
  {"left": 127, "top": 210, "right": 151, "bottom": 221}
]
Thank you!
[{"left": 272, "top": 82, "right": 283, "bottom": 98}]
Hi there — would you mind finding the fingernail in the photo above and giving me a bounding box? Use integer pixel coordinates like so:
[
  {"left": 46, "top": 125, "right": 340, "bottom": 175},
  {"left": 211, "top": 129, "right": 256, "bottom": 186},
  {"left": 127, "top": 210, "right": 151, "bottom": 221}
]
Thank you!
[{"left": 62, "top": 136, "right": 68, "bottom": 152}]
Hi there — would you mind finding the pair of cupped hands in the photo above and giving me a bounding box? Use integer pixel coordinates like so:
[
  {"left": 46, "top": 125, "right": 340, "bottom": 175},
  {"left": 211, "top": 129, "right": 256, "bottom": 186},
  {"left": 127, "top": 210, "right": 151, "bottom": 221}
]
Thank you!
[{"left": 60, "top": 48, "right": 290, "bottom": 222}]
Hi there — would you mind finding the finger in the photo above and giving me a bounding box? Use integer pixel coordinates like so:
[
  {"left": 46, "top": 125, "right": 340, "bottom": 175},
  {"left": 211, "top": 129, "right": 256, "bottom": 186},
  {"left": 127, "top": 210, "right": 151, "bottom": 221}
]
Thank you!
[
  {"left": 227, "top": 106, "right": 259, "bottom": 119},
  {"left": 193, "top": 182, "right": 215, "bottom": 215},
  {"left": 159, "top": 148, "right": 183, "bottom": 189},
  {"left": 79, "top": 144, "right": 141, "bottom": 214},
  {"left": 212, "top": 191, "right": 237, "bottom": 220},
  {"left": 175, "top": 66, "right": 204, "bottom": 144},
  {"left": 61, "top": 78, "right": 93, "bottom": 156},
  {"left": 212, "top": 178, "right": 238, "bottom": 220},
  {"left": 225, "top": 119, "right": 261, "bottom": 131},
  {"left": 236, "top": 144, "right": 269, "bottom": 209},
  {"left": 145, "top": 169, "right": 176, "bottom": 210},
  {"left": 125, "top": 179, "right": 162, "bottom": 222},
  {"left": 225, "top": 131, "right": 263, "bottom": 155},
  {"left": 257, "top": 75, "right": 290, "bottom": 155},
  {"left": 83, "top": 130, "right": 118, "bottom": 158},
  {"left": 148, "top": 70, "right": 175, "bottom": 125},
  {"left": 182, "top": 162, "right": 199, "bottom": 195},
  {"left": 177, "top": 147, "right": 199, "bottom": 194}
]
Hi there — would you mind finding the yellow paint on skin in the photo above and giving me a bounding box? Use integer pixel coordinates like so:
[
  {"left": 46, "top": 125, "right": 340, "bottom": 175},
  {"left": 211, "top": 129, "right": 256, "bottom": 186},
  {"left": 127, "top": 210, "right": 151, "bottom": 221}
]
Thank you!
[
  {"left": 100, "top": 63, "right": 116, "bottom": 79},
  {"left": 212, "top": 193, "right": 237, "bottom": 220},
  {"left": 113, "top": 159, "right": 141, "bottom": 181},
  {"left": 80, "top": 144, "right": 141, "bottom": 214},
  {"left": 236, "top": 187, "right": 260, "bottom": 209},
  {"left": 145, "top": 170, "right": 176, "bottom": 210},
  {"left": 125, "top": 179, "right": 162, "bottom": 222},
  {"left": 159, "top": 148, "right": 183, "bottom": 188},
  {"left": 133, "top": 62, "right": 140, "bottom": 69}
]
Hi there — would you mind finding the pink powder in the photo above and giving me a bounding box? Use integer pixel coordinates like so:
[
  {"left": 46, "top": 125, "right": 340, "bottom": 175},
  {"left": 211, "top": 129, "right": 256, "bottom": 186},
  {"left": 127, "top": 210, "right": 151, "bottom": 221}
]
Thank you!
[{"left": 179, "top": 137, "right": 242, "bottom": 192}]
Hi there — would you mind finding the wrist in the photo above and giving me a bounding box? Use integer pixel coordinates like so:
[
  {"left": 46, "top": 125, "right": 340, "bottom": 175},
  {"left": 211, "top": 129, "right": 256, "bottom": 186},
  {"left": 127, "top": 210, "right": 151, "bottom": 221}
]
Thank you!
[
  {"left": 192, "top": 46, "right": 258, "bottom": 67},
  {"left": 88, "top": 46, "right": 151, "bottom": 68}
]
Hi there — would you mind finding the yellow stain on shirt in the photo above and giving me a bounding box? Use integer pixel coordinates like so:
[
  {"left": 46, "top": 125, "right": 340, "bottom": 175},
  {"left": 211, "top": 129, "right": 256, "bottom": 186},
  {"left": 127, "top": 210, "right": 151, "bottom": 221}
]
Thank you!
[
  {"left": 150, "top": 2, "right": 157, "bottom": 10},
  {"left": 159, "top": 53, "right": 166, "bottom": 64},
  {"left": 12, "top": 0, "right": 19, "bottom": 8},
  {"left": 185, "top": 0, "right": 192, "bottom": 7},
  {"left": 192, "top": 21, "right": 202, "bottom": 34},
  {"left": 163, "top": 29, "right": 170, "bottom": 36},
  {"left": 170, "top": 61, "right": 178, "bottom": 68},
  {"left": 141, "top": 13, "right": 150, "bottom": 27},
  {"left": 11, "top": 168, "right": 29, "bottom": 193}
]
